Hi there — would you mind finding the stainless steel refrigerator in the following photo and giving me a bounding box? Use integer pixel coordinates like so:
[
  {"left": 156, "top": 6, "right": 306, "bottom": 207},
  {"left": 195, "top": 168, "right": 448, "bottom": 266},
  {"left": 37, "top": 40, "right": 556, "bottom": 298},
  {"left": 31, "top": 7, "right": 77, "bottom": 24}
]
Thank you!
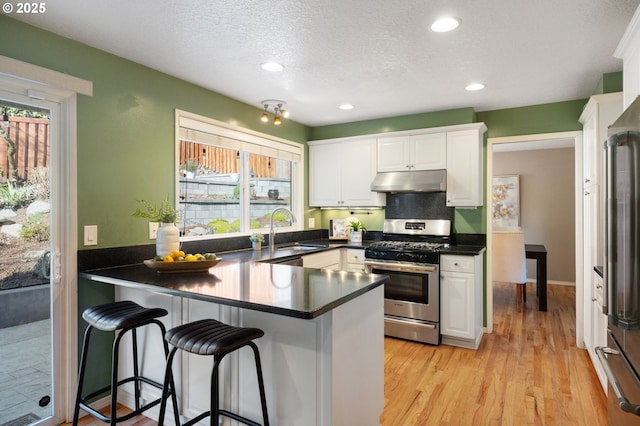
[{"left": 597, "top": 96, "right": 640, "bottom": 425}]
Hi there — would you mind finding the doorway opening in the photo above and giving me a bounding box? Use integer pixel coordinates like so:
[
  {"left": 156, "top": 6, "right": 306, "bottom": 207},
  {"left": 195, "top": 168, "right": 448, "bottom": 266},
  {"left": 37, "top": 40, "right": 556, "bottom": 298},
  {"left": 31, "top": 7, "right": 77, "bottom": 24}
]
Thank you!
[
  {"left": 0, "top": 102, "right": 52, "bottom": 424},
  {"left": 486, "top": 131, "right": 584, "bottom": 346}
]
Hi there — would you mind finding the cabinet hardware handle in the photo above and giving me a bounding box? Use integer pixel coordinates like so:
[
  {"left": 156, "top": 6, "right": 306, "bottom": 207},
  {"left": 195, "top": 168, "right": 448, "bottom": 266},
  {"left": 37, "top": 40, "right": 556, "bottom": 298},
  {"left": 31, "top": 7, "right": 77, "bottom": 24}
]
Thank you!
[
  {"left": 592, "top": 297, "right": 598, "bottom": 302},
  {"left": 585, "top": 178, "right": 590, "bottom": 183},
  {"left": 585, "top": 191, "right": 590, "bottom": 196}
]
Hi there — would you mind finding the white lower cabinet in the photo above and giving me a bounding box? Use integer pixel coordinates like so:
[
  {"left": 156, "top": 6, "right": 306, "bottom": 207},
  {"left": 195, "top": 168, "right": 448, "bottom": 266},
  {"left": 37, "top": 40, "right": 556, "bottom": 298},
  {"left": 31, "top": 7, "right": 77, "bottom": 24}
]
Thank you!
[
  {"left": 440, "top": 254, "right": 484, "bottom": 349},
  {"left": 302, "top": 249, "right": 342, "bottom": 269},
  {"left": 302, "top": 248, "right": 365, "bottom": 272},
  {"left": 587, "top": 271, "right": 608, "bottom": 392},
  {"left": 342, "top": 248, "right": 366, "bottom": 273}
]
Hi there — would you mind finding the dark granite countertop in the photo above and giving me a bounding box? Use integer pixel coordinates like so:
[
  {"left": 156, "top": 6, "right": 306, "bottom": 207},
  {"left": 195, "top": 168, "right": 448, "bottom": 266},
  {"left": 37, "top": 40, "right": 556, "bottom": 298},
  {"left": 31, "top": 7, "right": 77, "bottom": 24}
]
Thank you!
[
  {"left": 595, "top": 265, "right": 603, "bottom": 277},
  {"left": 80, "top": 243, "right": 387, "bottom": 320},
  {"left": 440, "top": 245, "right": 486, "bottom": 256}
]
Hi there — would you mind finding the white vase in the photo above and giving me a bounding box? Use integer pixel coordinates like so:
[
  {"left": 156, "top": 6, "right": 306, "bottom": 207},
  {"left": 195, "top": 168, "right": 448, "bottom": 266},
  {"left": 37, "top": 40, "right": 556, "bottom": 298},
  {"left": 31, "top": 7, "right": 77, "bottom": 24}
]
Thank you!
[
  {"left": 252, "top": 241, "right": 262, "bottom": 251},
  {"left": 350, "top": 231, "right": 363, "bottom": 244},
  {"left": 156, "top": 223, "right": 180, "bottom": 257}
]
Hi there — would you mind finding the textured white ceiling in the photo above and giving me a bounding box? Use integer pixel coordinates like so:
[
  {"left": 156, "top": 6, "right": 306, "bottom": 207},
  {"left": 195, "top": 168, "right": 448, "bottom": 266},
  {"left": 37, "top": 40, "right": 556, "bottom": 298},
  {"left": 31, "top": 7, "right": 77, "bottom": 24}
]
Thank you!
[{"left": 12, "top": 0, "right": 640, "bottom": 126}]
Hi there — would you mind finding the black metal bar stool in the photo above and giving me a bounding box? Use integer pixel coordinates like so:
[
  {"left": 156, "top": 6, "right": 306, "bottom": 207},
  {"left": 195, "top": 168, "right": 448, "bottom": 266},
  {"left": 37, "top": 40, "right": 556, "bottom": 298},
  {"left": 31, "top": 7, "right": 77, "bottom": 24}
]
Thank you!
[
  {"left": 72, "top": 300, "right": 180, "bottom": 425},
  {"left": 158, "top": 318, "right": 269, "bottom": 426}
]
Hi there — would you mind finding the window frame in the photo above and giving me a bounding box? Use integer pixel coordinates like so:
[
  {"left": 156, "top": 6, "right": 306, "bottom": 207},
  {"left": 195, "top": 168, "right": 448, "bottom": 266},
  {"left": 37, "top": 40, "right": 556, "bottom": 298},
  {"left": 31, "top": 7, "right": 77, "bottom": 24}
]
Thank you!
[{"left": 175, "top": 109, "right": 304, "bottom": 241}]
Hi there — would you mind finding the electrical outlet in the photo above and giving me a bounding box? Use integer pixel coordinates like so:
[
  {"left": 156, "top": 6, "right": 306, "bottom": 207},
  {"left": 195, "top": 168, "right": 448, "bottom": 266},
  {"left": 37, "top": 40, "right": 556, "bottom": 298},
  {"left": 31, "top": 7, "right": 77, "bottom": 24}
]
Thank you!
[
  {"left": 84, "top": 225, "right": 98, "bottom": 246},
  {"left": 308, "top": 218, "right": 315, "bottom": 228},
  {"left": 149, "top": 222, "right": 159, "bottom": 239}
]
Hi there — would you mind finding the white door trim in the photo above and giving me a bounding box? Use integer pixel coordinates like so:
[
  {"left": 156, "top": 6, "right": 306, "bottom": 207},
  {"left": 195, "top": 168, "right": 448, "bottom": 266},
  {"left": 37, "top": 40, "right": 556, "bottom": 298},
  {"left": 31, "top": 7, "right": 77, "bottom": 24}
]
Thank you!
[
  {"left": 486, "top": 131, "right": 583, "bottom": 347},
  {"left": 0, "top": 56, "right": 91, "bottom": 423}
]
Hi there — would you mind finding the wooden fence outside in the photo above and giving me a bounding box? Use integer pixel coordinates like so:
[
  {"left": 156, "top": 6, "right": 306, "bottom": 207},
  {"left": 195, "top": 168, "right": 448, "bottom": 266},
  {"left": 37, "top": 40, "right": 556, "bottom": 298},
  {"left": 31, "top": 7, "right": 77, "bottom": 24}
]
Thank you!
[
  {"left": 180, "top": 140, "right": 290, "bottom": 179},
  {"left": 0, "top": 116, "right": 50, "bottom": 181}
]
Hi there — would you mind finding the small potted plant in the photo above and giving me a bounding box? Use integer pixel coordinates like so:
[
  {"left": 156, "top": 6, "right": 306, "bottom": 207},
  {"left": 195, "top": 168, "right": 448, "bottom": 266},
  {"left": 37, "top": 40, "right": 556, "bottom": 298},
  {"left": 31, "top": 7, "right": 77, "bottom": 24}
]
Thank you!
[
  {"left": 347, "top": 220, "right": 367, "bottom": 244},
  {"left": 132, "top": 197, "right": 179, "bottom": 256},
  {"left": 180, "top": 159, "right": 198, "bottom": 178},
  {"left": 250, "top": 232, "right": 265, "bottom": 250}
]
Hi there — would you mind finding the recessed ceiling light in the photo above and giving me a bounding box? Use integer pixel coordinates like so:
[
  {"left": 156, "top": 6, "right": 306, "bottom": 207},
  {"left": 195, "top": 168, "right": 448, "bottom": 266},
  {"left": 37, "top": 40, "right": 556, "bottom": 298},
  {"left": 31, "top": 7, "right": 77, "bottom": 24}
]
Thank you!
[
  {"left": 339, "top": 104, "right": 355, "bottom": 110},
  {"left": 430, "top": 16, "right": 460, "bottom": 33},
  {"left": 465, "top": 83, "right": 485, "bottom": 91},
  {"left": 261, "top": 62, "right": 284, "bottom": 72}
]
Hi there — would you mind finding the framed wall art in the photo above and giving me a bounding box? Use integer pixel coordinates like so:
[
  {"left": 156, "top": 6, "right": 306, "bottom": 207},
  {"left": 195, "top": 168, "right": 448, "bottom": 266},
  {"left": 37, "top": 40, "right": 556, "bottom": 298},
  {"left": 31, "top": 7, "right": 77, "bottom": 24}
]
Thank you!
[{"left": 492, "top": 175, "right": 520, "bottom": 228}]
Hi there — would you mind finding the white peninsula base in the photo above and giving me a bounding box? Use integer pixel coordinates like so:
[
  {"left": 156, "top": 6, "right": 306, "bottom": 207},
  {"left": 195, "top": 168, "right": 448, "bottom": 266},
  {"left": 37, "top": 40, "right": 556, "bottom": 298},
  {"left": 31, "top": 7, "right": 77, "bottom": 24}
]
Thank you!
[{"left": 114, "top": 285, "right": 384, "bottom": 426}]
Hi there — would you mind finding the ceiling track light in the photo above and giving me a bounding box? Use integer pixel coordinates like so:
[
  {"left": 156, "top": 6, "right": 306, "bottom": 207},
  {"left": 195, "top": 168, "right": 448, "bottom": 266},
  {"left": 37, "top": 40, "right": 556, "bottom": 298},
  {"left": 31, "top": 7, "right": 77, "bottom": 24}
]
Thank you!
[{"left": 259, "top": 99, "right": 289, "bottom": 125}]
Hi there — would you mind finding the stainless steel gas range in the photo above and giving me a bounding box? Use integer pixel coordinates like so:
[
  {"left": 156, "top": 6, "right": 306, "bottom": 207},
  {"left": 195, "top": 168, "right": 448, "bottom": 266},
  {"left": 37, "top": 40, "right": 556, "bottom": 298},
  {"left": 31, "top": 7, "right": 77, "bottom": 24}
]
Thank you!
[{"left": 364, "top": 218, "right": 450, "bottom": 345}]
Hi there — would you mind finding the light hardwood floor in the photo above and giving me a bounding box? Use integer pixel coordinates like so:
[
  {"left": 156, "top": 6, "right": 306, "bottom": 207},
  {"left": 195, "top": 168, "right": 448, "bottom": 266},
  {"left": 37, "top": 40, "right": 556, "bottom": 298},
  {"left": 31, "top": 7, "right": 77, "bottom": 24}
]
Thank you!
[
  {"left": 381, "top": 282, "right": 607, "bottom": 425},
  {"left": 67, "top": 282, "right": 606, "bottom": 426}
]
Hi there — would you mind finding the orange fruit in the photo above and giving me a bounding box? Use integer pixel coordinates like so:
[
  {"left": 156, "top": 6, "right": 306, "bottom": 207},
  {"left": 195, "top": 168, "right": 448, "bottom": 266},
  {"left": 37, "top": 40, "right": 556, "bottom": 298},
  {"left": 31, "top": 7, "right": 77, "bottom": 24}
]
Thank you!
[{"left": 163, "top": 255, "right": 174, "bottom": 262}]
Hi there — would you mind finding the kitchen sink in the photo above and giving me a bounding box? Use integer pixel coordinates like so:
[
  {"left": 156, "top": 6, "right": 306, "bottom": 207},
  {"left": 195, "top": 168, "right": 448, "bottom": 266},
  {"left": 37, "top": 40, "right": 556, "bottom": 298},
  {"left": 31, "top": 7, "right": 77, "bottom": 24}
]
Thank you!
[{"left": 279, "top": 243, "right": 329, "bottom": 251}]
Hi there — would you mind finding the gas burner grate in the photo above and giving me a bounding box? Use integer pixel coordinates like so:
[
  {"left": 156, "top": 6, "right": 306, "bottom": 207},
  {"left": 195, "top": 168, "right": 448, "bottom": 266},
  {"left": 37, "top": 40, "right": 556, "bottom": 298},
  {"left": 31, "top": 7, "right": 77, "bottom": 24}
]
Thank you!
[{"left": 368, "top": 240, "right": 444, "bottom": 252}]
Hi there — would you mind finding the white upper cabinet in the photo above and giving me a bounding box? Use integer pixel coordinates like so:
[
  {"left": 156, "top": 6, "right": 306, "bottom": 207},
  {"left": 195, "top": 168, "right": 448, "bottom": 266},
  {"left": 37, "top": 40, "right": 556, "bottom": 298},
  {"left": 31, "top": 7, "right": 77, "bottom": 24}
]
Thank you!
[
  {"left": 615, "top": 7, "right": 640, "bottom": 108},
  {"left": 377, "top": 133, "right": 447, "bottom": 172},
  {"left": 446, "top": 127, "right": 486, "bottom": 207},
  {"left": 309, "top": 123, "right": 485, "bottom": 208},
  {"left": 579, "top": 92, "right": 623, "bottom": 189},
  {"left": 309, "top": 138, "right": 386, "bottom": 207}
]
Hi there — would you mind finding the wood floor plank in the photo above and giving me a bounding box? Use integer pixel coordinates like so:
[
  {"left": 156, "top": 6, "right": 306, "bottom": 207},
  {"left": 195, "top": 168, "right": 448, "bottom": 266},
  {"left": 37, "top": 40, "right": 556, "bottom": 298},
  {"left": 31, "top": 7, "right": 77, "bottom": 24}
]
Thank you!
[{"left": 66, "top": 283, "right": 606, "bottom": 426}]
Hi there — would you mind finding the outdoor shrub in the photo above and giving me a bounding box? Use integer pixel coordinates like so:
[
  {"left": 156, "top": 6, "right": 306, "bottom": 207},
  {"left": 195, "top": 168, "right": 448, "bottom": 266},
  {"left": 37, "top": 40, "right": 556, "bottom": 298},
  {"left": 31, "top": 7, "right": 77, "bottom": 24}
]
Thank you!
[
  {"left": 0, "top": 181, "right": 33, "bottom": 209},
  {"left": 209, "top": 218, "right": 231, "bottom": 234},
  {"left": 19, "top": 213, "right": 49, "bottom": 241},
  {"left": 27, "top": 167, "right": 50, "bottom": 200}
]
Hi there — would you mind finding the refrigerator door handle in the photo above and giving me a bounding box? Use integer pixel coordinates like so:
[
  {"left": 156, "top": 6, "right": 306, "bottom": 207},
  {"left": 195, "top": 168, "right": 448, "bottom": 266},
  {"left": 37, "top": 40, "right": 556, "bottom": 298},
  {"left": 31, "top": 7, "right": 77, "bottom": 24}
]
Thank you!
[{"left": 596, "top": 346, "right": 640, "bottom": 416}]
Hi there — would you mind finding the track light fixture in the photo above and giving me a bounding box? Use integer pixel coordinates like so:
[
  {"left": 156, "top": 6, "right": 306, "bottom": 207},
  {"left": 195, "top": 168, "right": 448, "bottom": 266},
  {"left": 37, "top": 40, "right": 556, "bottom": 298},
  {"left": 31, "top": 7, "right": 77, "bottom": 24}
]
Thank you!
[{"left": 259, "top": 99, "right": 289, "bottom": 125}]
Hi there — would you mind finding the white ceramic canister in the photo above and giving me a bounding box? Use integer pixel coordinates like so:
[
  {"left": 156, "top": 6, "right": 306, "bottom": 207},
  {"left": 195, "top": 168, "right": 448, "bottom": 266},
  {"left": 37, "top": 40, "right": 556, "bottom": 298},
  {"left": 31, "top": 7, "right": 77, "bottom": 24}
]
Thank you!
[{"left": 156, "top": 223, "right": 180, "bottom": 257}]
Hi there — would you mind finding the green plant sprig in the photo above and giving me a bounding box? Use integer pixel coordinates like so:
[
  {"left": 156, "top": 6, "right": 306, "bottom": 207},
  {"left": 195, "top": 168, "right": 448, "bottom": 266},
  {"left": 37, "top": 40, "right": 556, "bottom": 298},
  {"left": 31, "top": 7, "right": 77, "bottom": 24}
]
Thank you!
[
  {"left": 132, "top": 197, "right": 178, "bottom": 224},
  {"left": 348, "top": 220, "right": 367, "bottom": 232}
]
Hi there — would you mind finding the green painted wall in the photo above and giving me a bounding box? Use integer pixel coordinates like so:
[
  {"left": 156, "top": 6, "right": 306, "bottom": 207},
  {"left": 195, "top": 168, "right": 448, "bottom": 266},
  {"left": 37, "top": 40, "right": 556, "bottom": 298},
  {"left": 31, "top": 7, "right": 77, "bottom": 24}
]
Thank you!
[
  {"left": 476, "top": 99, "right": 587, "bottom": 138},
  {"left": 592, "top": 71, "right": 624, "bottom": 95},
  {"left": 310, "top": 107, "right": 476, "bottom": 140},
  {"left": 0, "top": 15, "right": 310, "bottom": 250}
]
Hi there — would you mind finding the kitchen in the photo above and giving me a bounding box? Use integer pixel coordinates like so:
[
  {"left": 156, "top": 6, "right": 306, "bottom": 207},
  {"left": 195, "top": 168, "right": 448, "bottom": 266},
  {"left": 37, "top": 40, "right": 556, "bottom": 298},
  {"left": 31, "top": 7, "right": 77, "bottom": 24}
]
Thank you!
[{"left": 0, "top": 1, "right": 639, "bottom": 425}]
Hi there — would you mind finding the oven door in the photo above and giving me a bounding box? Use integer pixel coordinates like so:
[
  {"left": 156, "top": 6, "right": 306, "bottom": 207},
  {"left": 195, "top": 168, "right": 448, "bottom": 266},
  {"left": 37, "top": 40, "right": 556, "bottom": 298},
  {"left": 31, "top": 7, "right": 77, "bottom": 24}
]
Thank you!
[{"left": 365, "top": 260, "right": 439, "bottom": 322}]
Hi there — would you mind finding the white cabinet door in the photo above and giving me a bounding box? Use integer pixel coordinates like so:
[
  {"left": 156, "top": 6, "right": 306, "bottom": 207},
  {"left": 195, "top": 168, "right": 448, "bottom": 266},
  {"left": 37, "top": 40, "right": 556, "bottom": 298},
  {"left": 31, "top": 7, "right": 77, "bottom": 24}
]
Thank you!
[
  {"left": 309, "top": 142, "right": 342, "bottom": 206},
  {"left": 341, "top": 139, "right": 384, "bottom": 206},
  {"left": 587, "top": 272, "right": 608, "bottom": 392},
  {"left": 342, "top": 248, "right": 365, "bottom": 273},
  {"left": 446, "top": 129, "right": 483, "bottom": 207},
  {"left": 440, "top": 254, "right": 483, "bottom": 349},
  {"left": 440, "top": 270, "right": 475, "bottom": 340},
  {"left": 377, "top": 133, "right": 446, "bottom": 172},
  {"left": 303, "top": 249, "right": 342, "bottom": 269},
  {"left": 412, "top": 133, "right": 446, "bottom": 170},
  {"left": 377, "top": 136, "right": 411, "bottom": 172},
  {"left": 309, "top": 138, "right": 385, "bottom": 207}
]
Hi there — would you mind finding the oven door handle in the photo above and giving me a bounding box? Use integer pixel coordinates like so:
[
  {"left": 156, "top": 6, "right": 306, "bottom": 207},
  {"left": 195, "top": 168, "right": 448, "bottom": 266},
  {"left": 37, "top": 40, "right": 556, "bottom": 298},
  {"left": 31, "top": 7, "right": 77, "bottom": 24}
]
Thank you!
[
  {"left": 596, "top": 346, "right": 640, "bottom": 416},
  {"left": 385, "top": 316, "right": 437, "bottom": 329},
  {"left": 364, "top": 261, "right": 436, "bottom": 274}
]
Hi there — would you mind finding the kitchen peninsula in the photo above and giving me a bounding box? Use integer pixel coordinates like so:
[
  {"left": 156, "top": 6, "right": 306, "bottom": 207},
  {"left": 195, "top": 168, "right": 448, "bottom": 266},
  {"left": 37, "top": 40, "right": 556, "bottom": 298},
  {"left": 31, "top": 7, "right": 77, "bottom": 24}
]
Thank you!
[{"left": 81, "top": 254, "right": 387, "bottom": 426}]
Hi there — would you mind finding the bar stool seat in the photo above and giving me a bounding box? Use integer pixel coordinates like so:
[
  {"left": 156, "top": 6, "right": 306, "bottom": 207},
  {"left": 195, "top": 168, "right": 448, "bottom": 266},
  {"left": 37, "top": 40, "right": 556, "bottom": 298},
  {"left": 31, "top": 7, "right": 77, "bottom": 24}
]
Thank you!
[
  {"left": 159, "top": 318, "right": 269, "bottom": 426},
  {"left": 73, "top": 300, "right": 180, "bottom": 426}
]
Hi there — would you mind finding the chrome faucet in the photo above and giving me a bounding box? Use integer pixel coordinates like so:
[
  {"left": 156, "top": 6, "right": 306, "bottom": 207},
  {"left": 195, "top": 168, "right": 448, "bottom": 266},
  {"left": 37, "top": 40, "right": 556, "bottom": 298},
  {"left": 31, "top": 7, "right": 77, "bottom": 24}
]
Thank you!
[{"left": 269, "top": 207, "right": 296, "bottom": 255}]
